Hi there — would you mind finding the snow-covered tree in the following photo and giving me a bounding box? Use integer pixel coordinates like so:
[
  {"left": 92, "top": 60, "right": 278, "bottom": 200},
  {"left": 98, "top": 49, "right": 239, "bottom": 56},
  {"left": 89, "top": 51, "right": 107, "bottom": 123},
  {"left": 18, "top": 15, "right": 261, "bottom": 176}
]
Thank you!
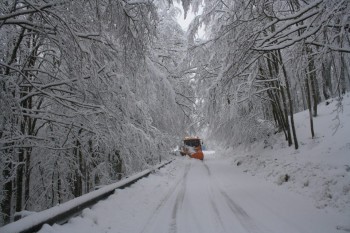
[
  {"left": 0, "top": 0, "right": 187, "bottom": 225},
  {"left": 184, "top": 0, "right": 350, "bottom": 148}
]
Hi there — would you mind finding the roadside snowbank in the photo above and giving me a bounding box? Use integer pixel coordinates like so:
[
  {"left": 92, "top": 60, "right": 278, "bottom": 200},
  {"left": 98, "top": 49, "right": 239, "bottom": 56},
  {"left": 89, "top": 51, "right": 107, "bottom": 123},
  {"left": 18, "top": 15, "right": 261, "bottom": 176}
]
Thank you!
[{"left": 219, "top": 93, "right": 350, "bottom": 214}]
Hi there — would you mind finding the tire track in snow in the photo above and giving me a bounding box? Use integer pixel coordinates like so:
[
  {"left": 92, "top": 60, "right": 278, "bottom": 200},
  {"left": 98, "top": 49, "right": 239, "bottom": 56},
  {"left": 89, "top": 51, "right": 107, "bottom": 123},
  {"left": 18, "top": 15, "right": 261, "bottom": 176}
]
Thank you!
[
  {"left": 209, "top": 197, "right": 226, "bottom": 232},
  {"left": 143, "top": 159, "right": 268, "bottom": 233},
  {"left": 220, "top": 190, "right": 261, "bottom": 233},
  {"left": 206, "top": 161, "right": 271, "bottom": 233},
  {"left": 203, "top": 162, "right": 211, "bottom": 176},
  {"left": 203, "top": 162, "right": 227, "bottom": 232},
  {"left": 140, "top": 162, "right": 191, "bottom": 233},
  {"left": 169, "top": 162, "right": 191, "bottom": 233}
]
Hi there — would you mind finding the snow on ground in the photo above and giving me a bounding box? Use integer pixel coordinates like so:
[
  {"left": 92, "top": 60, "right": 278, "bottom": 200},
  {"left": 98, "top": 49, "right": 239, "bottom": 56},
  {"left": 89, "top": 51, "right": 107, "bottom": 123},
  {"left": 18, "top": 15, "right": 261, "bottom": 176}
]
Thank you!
[
  {"left": 8, "top": 95, "right": 349, "bottom": 233},
  {"left": 219, "top": 93, "right": 350, "bottom": 220},
  {"left": 36, "top": 151, "right": 349, "bottom": 233}
]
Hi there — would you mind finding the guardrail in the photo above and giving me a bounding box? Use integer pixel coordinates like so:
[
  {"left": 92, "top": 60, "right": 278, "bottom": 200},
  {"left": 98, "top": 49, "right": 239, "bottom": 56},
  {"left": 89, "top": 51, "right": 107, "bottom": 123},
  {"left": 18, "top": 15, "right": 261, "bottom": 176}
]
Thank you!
[{"left": 0, "top": 159, "right": 174, "bottom": 233}]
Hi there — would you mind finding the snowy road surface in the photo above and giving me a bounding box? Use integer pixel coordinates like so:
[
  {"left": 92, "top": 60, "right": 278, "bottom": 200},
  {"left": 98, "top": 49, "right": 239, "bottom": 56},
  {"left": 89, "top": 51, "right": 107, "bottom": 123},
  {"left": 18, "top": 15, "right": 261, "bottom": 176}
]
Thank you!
[{"left": 39, "top": 151, "right": 349, "bottom": 233}]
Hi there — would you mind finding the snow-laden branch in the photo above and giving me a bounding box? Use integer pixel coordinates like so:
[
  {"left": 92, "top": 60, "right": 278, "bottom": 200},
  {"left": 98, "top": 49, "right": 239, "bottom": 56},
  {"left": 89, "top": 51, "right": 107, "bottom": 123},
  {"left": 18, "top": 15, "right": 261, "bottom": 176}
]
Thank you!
[
  {"left": 1, "top": 19, "right": 56, "bottom": 31},
  {"left": 259, "top": 0, "right": 323, "bottom": 34},
  {"left": 126, "top": 0, "right": 152, "bottom": 5},
  {"left": 307, "top": 41, "right": 350, "bottom": 53},
  {"left": 257, "top": 10, "right": 321, "bottom": 48},
  {"left": 0, "top": 3, "right": 56, "bottom": 21},
  {"left": 254, "top": 0, "right": 348, "bottom": 51},
  {"left": 254, "top": 25, "right": 323, "bottom": 51}
]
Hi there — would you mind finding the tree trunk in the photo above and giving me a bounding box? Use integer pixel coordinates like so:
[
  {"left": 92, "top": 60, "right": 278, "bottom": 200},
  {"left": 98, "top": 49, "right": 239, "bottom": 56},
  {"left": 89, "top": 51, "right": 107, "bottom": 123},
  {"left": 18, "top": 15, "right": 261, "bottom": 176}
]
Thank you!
[
  {"left": 321, "top": 28, "right": 333, "bottom": 100},
  {"left": 280, "top": 87, "right": 293, "bottom": 146},
  {"left": 278, "top": 50, "right": 299, "bottom": 149},
  {"left": 297, "top": 74, "right": 307, "bottom": 110},
  {"left": 265, "top": 54, "right": 288, "bottom": 139},
  {"left": 271, "top": 52, "right": 292, "bottom": 146},
  {"left": 115, "top": 150, "right": 123, "bottom": 180},
  {"left": 73, "top": 139, "right": 83, "bottom": 197},
  {"left": 16, "top": 149, "right": 24, "bottom": 213},
  {"left": 24, "top": 149, "right": 31, "bottom": 208},
  {"left": 322, "top": 61, "right": 332, "bottom": 100},
  {"left": 57, "top": 172, "right": 62, "bottom": 204},
  {"left": 306, "top": 47, "right": 320, "bottom": 117},
  {"left": 2, "top": 23, "right": 26, "bottom": 225},
  {"left": 340, "top": 53, "right": 347, "bottom": 95},
  {"left": 293, "top": 83, "right": 300, "bottom": 112},
  {"left": 305, "top": 73, "right": 315, "bottom": 138},
  {"left": 1, "top": 157, "right": 13, "bottom": 224}
]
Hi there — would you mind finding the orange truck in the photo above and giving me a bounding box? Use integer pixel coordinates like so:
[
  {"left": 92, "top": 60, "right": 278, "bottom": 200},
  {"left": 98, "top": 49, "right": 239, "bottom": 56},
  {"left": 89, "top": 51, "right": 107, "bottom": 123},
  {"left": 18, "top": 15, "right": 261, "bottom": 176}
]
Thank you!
[{"left": 180, "top": 137, "right": 204, "bottom": 160}]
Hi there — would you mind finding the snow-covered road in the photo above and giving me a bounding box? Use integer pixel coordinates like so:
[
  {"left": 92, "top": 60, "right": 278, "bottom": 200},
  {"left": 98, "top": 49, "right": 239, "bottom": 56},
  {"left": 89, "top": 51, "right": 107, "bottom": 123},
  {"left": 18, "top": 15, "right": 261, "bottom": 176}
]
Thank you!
[{"left": 39, "top": 151, "right": 349, "bottom": 233}]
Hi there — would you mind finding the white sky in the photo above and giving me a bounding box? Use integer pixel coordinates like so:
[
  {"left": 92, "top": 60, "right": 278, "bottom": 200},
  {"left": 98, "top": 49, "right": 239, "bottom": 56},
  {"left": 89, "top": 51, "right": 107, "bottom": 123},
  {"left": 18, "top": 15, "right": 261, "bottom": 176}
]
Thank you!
[
  {"left": 173, "top": 1, "right": 206, "bottom": 38},
  {"left": 173, "top": 2, "right": 196, "bottom": 31}
]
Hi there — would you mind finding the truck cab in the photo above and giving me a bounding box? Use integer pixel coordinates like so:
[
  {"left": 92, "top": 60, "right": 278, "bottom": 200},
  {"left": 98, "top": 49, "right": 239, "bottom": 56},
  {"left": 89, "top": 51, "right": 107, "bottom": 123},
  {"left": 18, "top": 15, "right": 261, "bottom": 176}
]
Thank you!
[{"left": 180, "top": 137, "right": 204, "bottom": 160}]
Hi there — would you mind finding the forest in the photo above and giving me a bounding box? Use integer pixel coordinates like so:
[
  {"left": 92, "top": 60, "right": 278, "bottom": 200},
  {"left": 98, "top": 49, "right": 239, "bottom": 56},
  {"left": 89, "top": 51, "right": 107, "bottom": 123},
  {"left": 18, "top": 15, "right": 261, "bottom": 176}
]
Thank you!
[{"left": 1, "top": 0, "right": 349, "bottom": 226}]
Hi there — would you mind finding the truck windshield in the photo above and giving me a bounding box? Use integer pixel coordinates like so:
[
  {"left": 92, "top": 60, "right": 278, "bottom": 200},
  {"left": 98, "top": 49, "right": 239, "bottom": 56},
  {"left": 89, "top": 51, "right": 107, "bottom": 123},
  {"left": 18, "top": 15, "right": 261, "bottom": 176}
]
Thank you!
[{"left": 184, "top": 139, "right": 200, "bottom": 147}]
